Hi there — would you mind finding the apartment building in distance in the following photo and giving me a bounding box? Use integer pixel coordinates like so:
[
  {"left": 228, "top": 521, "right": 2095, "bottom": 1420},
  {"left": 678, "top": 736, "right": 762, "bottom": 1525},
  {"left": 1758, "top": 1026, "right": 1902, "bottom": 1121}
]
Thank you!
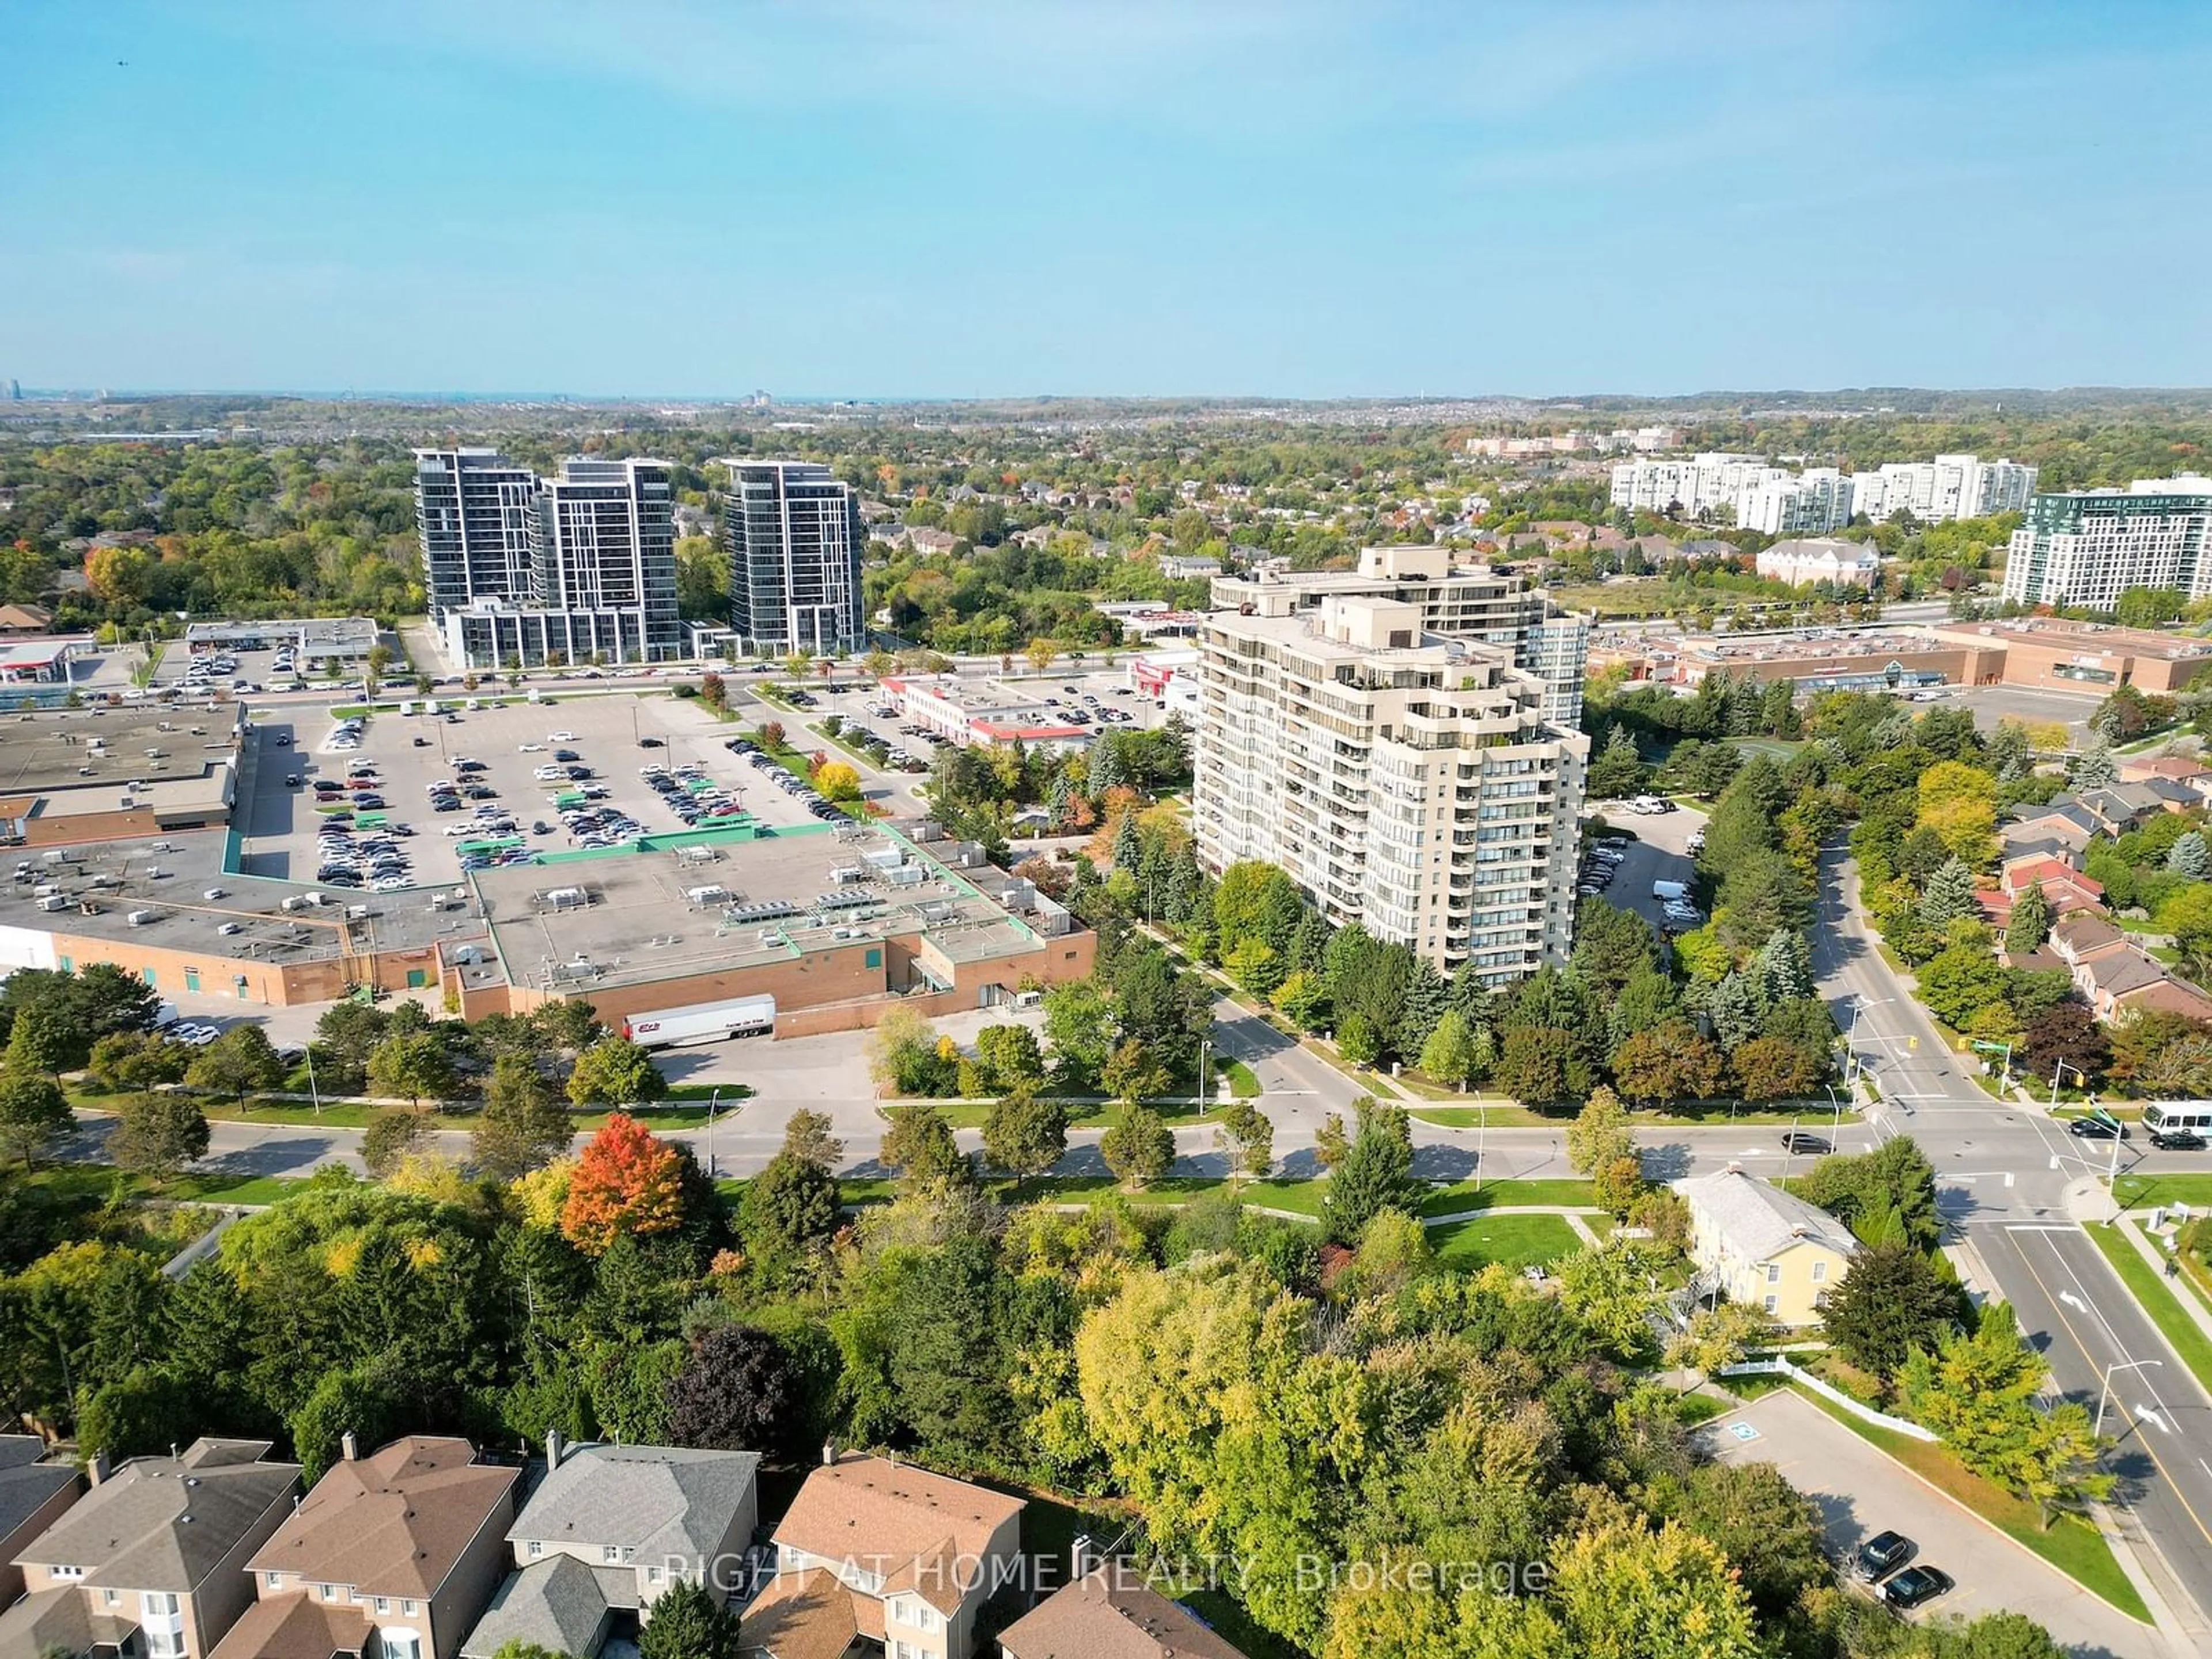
[
  {"left": 415, "top": 449, "right": 681, "bottom": 669},
  {"left": 2001, "top": 476, "right": 2212, "bottom": 611},
  {"left": 719, "top": 460, "right": 866, "bottom": 657},
  {"left": 1612, "top": 452, "right": 2033, "bottom": 533},
  {"left": 1195, "top": 592, "right": 1588, "bottom": 982},
  {"left": 1851, "top": 454, "right": 2036, "bottom": 523},
  {"left": 1211, "top": 544, "right": 1591, "bottom": 726}
]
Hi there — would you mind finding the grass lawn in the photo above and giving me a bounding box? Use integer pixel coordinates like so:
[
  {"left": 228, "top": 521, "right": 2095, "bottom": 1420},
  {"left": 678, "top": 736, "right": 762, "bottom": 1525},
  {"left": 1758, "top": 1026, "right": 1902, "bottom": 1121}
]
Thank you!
[
  {"left": 1221, "top": 1059, "right": 1262, "bottom": 1099},
  {"left": 1787, "top": 1384, "right": 2150, "bottom": 1622},
  {"left": 2084, "top": 1224, "right": 2212, "bottom": 1397},
  {"left": 169, "top": 1172, "right": 312, "bottom": 1206},
  {"left": 923, "top": 1099, "right": 1227, "bottom": 1130},
  {"left": 2113, "top": 1172, "right": 2212, "bottom": 1209},
  {"left": 1418, "top": 1177, "right": 1598, "bottom": 1217},
  {"left": 1429, "top": 1212, "right": 1582, "bottom": 1272},
  {"left": 184, "top": 1094, "right": 739, "bottom": 1134},
  {"left": 1404, "top": 1102, "right": 1550, "bottom": 1127}
]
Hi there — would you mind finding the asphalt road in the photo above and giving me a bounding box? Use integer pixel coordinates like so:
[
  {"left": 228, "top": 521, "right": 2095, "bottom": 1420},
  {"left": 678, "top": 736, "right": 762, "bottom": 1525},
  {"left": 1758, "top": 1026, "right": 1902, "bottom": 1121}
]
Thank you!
[{"left": 1811, "top": 841, "right": 2212, "bottom": 1642}]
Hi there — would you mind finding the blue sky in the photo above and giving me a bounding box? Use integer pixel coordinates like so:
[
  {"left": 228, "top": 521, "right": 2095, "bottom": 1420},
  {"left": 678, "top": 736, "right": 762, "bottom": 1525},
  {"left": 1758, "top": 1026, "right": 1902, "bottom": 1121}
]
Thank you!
[{"left": 5, "top": 1, "right": 2209, "bottom": 397}]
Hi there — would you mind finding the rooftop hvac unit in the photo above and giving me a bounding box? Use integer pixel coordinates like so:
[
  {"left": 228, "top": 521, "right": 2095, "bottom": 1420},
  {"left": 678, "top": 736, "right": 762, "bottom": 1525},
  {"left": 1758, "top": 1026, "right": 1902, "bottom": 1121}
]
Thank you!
[
  {"left": 542, "top": 888, "right": 588, "bottom": 910},
  {"left": 685, "top": 884, "right": 732, "bottom": 906},
  {"left": 726, "top": 899, "right": 800, "bottom": 924},
  {"left": 127, "top": 908, "right": 157, "bottom": 927},
  {"left": 551, "top": 956, "right": 597, "bottom": 983},
  {"left": 885, "top": 865, "right": 925, "bottom": 888},
  {"left": 831, "top": 865, "right": 868, "bottom": 884},
  {"left": 815, "top": 890, "right": 873, "bottom": 912},
  {"left": 862, "top": 847, "right": 904, "bottom": 870}
]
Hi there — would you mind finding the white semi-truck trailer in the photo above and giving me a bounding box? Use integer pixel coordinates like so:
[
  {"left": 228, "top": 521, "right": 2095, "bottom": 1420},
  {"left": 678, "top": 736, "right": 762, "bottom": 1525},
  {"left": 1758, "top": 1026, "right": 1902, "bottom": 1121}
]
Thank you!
[{"left": 622, "top": 994, "right": 775, "bottom": 1049}]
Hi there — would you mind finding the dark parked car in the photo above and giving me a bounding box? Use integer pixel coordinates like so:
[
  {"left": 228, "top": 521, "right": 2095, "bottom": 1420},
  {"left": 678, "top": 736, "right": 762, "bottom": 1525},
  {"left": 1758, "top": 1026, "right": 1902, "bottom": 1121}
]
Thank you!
[
  {"left": 1779, "top": 1131, "right": 1832, "bottom": 1156},
  {"left": 1853, "top": 1530, "right": 1914, "bottom": 1582},
  {"left": 2068, "top": 1116, "right": 2130, "bottom": 1141},
  {"left": 1881, "top": 1565, "right": 1953, "bottom": 1610},
  {"left": 2150, "top": 1128, "right": 2207, "bottom": 1151}
]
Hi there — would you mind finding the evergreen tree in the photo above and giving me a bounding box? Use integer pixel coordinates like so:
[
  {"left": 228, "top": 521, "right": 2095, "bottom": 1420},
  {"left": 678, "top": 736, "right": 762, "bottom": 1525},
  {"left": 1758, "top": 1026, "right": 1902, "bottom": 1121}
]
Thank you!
[
  {"left": 638, "top": 1580, "right": 743, "bottom": 1659},
  {"left": 1046, "top": 770, "right": 1072, "bottom": 830},
  {"left": 1323, "top": 1099, "right": 1419, "bottom": 1243},
  {"left": 2069, "top": 744, "right": 2117, "bottom": 790},
  {"left": 1088, "top": 738, "right": 1125, "bottom": 796},
  {"left": 1752, "top": 929, "right": 1815, "bottom": 1004},
  {"left": 1287, "top": 907, "right": 1331, "bottom": 975},
  {"left": 2169, "top": 830, "right": 2209, "bottom": 879},
  {"left": 1391, "top": 957, "right": 1450, "bottom": 1060},
  {"left": 2005, "top": 881, "right": 2054, "bottom": 954},
  {"left": 1918, "top": 856, "right": 1982, "bottom": 933},
  {"left": 1112, "top": 810, "right": 1143, "bottom": 873},
  {"left": 1696, "top": 972, "right": 1764, "bottom": 1052}
]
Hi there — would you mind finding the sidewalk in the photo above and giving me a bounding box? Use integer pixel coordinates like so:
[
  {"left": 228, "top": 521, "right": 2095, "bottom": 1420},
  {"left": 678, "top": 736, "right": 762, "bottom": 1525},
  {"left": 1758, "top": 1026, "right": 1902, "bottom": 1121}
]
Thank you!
[{"left": 2112, "top": 1206, "right": 2212, "bottom": 1348}]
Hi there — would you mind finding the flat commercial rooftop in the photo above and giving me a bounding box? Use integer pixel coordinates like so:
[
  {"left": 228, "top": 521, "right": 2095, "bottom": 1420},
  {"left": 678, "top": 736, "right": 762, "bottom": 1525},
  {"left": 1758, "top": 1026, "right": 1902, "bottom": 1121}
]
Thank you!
[
  {"left": 0, "top": 704, "right": 243, "bottom": 799},
  {"left": 0, "top": 828, "right": 486, "bottom": 966},
  {"left": 471, "top": 821, "right": 1052, "bottom": 997}
]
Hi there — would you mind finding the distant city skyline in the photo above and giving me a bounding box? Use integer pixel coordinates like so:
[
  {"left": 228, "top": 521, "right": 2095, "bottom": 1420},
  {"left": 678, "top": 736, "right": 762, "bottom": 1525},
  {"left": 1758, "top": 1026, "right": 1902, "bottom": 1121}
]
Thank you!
[{"left": 6, "top": 1, "right": 2209, "bottom": 397}]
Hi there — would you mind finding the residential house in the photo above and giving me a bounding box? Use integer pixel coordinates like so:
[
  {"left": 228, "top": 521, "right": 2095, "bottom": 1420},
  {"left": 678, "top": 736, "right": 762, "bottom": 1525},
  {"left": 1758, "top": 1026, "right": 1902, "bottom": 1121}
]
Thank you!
[
  {"left": 209, "top": 1435, "right": 517, "bottom": 1659},
  {"left": 1675, "top": 1168, "right": 1860, "bottom": 1327},
  {"left": 901, "top": 528, "right": 963, "bottom": 557},
  {"left": 2074, "top": 783, "right": 2172, "bottom": 834},
  {"left": 0, "top": 1438, "right": 80, "bottom": 1609},
  {"left": 2073, "top": 944, "right": 2212, "bottom": 1024},
  {"left": 0, "top": 605, "right": 54, "bottom": 636},
  {"left": 460, "top": 1435, "right": 760, "bottom": 1659},
  {"left": 0, "top": 1439, "right": 299, "bottom": 1659},
  {"left": 2050, "top": 911, "right": 2127, "bottom": 968},
  {"left": 739, "top": 1453, "right": 1024, "bottom": 1659},
  {"left": 2119, "top": 754, "right": 2212, "bottom": 804},
  {"left": 1980, "top": 855, "right": 2105, "bottom": 930},
  {"left": 1998, "top": 811, "right": 2092, "bottom": 868},
  {"left": 999, "top": 1567, "right": 1250, "bottom": 1659}
]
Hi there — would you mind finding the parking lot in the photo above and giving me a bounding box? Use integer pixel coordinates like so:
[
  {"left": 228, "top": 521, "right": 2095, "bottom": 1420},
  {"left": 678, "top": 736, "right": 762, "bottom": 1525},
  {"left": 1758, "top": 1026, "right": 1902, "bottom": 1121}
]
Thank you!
[
  {"left": 235, "top": 694, "right": 824, "bottom": 890},
  {"left": 1940, "top": 683, "right": 2103, "bottom": 741},
  {"left": 1698, "top": 1390, "right": 2153, "bottom": 1654},
  {"left": 1580, "top": 800, "right": 1707, "bottom": 938}
]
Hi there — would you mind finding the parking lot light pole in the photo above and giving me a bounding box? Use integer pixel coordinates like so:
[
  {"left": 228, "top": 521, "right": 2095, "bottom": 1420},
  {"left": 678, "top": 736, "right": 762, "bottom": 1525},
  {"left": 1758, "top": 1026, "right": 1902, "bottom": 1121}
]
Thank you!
[{"left": 2096, "top": 1358, "right": 2162, "bottom": 1438}]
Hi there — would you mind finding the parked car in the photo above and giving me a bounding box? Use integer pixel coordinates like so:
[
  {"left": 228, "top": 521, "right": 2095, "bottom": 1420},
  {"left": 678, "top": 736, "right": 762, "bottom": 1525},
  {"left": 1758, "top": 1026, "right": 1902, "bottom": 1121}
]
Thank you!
[
  {"left": 1853, "top": 1531, "right": 1914, "bottom": 1583},
  {"left": 1881, "top": 1565, "right": 1953, "bottom": 1611}
]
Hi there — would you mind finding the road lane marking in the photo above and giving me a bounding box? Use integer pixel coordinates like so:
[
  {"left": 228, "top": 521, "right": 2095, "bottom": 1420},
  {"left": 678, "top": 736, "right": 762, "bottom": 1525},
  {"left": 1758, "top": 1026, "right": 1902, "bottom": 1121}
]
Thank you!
[{"left": 2007, "top": 1232, "right": 2212, "bottom": 1554}]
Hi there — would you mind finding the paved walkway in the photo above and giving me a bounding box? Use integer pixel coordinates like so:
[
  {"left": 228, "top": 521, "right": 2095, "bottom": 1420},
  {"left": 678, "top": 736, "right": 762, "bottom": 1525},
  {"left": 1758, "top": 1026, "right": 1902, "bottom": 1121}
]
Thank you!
[{"left": 2113, "top": 1209, "right": 2212, "bottom": 1349}]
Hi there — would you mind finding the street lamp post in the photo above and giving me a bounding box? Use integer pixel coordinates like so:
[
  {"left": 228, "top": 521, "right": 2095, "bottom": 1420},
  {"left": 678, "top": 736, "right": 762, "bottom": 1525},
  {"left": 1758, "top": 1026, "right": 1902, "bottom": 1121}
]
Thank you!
[
  {"left": 2096, "top": 1358, "right": 2163, "bottom": 1437},
  {"left": 2050, "top": 1059, "right": 2085, "bottom": 1112},
  {"left": 705, "top": 1088, "right": 721, "bottom": 1177},
  {"left": 1823, "top": 1083, "right": 1844, "bottom": 1138}
]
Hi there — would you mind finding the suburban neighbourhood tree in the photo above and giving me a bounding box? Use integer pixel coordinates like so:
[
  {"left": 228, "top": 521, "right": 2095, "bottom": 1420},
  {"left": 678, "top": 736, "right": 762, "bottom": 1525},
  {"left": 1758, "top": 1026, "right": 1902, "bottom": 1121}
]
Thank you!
[
  {"left": 562, "top": 1115, "right": 686, "bottom": 1253},
  {"left": 1820, "top": 1240, "right": 1960, "bottom": 1383},
  {"left": 982, "top": 1089, "right": 1069, "bottom": 1181},
  {"left": 107, "top": 1093, "right": 210, "bottom": 1181},
  {"left": 364, "top": 1031, "right": 456, "bottom": 1109},
  {"left": 880, "top": 1104, "right": 971, "bottom": 1187},
  {"left": 566, "top": 1036, "right": 668, "bottom": 1110},
  {"left": 1100, "top": 1106, "right": 1174, "bottom": 1190},
  {"left": 1213, "top": 1099, "right": 1274, "bottom": 1181},
  {"left": 472, "top": 1055, "right": 574, "bottom": 1179},
  {"left": 0, "top": 1067, "right": 70, "bottom": 1166},
  {"left": 664, "top": 1324, "right": 801, "bottom": 1458},
  {"left": 1323, "top": 1099, "right": 1419, "bottom": 1243}
]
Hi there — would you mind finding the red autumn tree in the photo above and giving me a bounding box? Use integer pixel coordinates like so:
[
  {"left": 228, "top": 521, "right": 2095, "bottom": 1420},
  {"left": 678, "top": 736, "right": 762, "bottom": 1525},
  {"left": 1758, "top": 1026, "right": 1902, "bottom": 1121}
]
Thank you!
[{"left": 560, "top": 1113, "right": 685, "bottom": 1253}]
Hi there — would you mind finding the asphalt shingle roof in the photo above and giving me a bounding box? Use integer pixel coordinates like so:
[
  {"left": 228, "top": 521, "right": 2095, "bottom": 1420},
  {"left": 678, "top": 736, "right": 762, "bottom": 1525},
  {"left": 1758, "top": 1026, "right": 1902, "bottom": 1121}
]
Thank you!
[
  {"left": 1677, "top": 1169, "right": 1860, "bottom": 1262},
  {"left": 245, "top": 1437, "right": 516, "bottom": 1601},
  {"left": 510, "top": 1442, "right": 760, "bottom": 1563},
  {"left": 1000, "top": 1570, "right": 1253, "bottom": 1659},
  {"left": 0, "top": 1436, "right": 77, "bottom": 1546},
  {"left": 457, "top": 1555, "right": 623, "bottom": 1659},
  {"left": 12, "top": 1440, "right": 297, "bottom": 1594}
]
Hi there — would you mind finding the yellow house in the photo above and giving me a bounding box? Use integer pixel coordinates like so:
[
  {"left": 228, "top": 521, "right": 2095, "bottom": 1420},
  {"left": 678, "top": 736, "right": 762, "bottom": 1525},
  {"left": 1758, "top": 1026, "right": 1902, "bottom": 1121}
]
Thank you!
[{"left": 1676, "top": 1166, "right": 1860, "bottom": 1327}]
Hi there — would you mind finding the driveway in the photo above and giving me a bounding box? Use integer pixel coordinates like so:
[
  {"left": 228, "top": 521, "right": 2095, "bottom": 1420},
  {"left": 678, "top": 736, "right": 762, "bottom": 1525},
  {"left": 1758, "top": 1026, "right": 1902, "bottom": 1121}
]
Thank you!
[{"left": 1696, "top": 1390, "right": 2156, "bottom": 1658}]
